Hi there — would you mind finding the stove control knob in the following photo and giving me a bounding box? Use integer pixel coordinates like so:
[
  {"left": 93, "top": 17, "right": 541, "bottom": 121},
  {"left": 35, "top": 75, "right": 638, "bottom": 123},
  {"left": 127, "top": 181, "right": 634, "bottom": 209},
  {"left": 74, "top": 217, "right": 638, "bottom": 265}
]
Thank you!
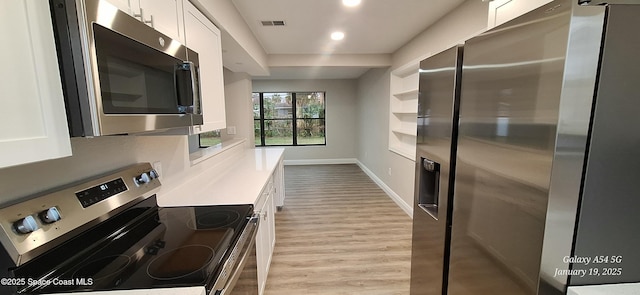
[
  {"left": 14, "top": 216, "right": 38, "bottom": 234},
  {"left": 135, "top": 172, "right": 151, "bottom": 185},
  {"left": 149, "top": 169, "right": 159, "bottom": 179},
  {"left": 146, "top": 246, "right": 160, "bottom": 255},
  {"left": 154, "top": 240, "right": 166, "bottom": 248},
  {"left": 39, "top": 207, "right": 61, "bottom": 224}
]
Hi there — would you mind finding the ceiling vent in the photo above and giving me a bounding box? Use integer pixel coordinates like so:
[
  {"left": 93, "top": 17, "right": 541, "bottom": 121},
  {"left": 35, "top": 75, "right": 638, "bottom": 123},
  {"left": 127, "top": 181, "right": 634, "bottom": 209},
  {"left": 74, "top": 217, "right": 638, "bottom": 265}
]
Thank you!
[{"left": 261, "top": 20, "right": 286, "bottom": 26}]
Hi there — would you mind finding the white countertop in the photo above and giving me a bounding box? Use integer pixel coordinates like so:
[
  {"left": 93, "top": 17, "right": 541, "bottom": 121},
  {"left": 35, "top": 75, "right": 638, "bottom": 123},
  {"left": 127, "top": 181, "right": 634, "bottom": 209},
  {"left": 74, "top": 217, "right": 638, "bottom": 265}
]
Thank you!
[
  {"left": 568, "top": 283, "right": 640, "bottom": 295},
  {"left": 53, "top": 286, "right": 205, "bottom": 295},
  {"left": 158, "top": 148, "right": 284, "bottom": 207}
]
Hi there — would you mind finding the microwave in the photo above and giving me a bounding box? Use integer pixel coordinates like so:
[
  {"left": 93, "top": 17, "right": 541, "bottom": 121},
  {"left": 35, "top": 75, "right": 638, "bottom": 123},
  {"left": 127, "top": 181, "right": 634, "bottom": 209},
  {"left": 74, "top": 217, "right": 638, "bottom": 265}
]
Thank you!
[{"left": 50, "top": 0, "right": 203, "bottom": 137}]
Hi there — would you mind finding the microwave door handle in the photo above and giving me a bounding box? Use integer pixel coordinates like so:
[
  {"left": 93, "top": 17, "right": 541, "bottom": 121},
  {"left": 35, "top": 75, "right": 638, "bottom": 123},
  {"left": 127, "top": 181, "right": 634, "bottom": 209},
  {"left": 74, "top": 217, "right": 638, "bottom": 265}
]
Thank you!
[
  {"left": 174, "top": 62, "right": 191, "bottom": 114},
  {"left": 175, "top": 61, "right": 200, "bottom": 114},
  {"left": 189, "top": 62, "right": 202, "bottom": 115}
]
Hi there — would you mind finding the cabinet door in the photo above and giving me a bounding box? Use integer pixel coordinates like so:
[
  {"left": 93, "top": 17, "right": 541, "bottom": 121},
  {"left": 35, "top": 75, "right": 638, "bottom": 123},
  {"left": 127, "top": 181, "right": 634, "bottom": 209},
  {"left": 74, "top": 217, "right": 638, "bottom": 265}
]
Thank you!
[
  {"left": 256, "top": 211, "right": 266, "bottom": 294},
  {"left": 0, "top": 1, "right": 71, "bottom": 168},
  {"left": 487, "top": 0, "right": 552, "bottom": 28},
  {"left": 273, "top": 160, "right": 285, "bottom": 208},
  {"left": 256, "top": 183, "right": 276, "bottom": 295},
  {"left": 104, "top": 0, "right": 135, "bottom": 15},
  {"left": 268, "top": 186, "right": 276, "bottom": 251},
  {"left": 138, "top": 0, "right": 185, "bottom": 44},
  {"left": 184, "top": 2, "right": 227, "bottom": 134}
]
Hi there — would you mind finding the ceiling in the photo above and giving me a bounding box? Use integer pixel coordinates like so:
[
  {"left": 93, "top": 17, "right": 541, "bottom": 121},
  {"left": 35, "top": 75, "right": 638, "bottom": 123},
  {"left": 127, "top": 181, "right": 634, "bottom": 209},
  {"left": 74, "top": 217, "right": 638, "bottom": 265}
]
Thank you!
[{"left": 230, "top": 0, "right": 466, "bottom": 78}]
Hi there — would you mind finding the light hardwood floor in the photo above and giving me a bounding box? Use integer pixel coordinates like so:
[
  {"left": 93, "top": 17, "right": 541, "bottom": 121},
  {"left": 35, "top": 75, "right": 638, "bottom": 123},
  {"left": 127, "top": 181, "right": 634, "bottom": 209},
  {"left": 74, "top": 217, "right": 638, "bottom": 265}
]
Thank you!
[{"left": 264, "top": 164, "right": 413, "bottom": 295}]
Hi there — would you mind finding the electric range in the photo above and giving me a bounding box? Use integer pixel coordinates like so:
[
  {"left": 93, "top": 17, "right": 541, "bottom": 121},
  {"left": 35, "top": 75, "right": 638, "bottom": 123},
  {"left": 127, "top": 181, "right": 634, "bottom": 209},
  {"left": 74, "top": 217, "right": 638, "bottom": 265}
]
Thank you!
[{"left": 0, "top": 163, "right": 258, "bottom": 295}]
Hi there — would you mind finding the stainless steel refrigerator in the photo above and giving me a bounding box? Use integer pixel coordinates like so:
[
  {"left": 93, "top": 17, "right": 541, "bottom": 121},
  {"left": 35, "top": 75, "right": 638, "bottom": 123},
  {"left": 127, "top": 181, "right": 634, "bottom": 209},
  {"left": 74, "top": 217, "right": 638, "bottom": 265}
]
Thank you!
[
  {"left": 410, "top": 45, "right": 463, "bottom": 295},
  {"left": 411, "top": 1, "right": 640, "bottom": 294}
]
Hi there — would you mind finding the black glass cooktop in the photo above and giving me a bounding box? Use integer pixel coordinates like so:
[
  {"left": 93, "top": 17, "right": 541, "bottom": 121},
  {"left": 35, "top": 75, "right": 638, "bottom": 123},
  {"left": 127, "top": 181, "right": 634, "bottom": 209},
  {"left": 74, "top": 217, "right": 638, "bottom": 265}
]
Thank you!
[{"left": 9, "top": 197, "right": 253, "bottom": 294}]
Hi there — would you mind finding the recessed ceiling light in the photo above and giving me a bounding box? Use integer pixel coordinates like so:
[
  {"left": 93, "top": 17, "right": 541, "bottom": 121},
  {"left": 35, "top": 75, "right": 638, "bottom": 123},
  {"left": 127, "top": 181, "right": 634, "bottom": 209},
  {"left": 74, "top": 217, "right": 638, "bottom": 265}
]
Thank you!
[
  {"left": 331, "top": 31, "right": 345, "bottom": 40},
  {"left": 342, "top": 0, "right": 361, "bottom": 7}
]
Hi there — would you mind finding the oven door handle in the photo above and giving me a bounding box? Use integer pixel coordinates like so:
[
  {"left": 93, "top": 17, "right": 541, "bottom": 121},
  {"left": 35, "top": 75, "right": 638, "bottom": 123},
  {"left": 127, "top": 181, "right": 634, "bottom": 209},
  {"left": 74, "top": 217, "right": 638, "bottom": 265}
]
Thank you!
[{"left": 216, "top": 214, "right": 260, "bottom": 295}]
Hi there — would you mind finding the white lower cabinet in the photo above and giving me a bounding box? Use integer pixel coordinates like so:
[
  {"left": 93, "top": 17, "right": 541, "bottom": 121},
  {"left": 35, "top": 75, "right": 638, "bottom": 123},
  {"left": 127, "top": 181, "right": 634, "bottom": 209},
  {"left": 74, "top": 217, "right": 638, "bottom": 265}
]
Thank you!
[
  {"left": 255, "top": 155, "right": 284, "bottom": 295},
  {"left": 255, "top": 159, "right": 284, "bottom": 295},
  {"left": 255, "top": 178, "right": 275, "bottom": 295},
  {"left": 0, "top": 1, "right": 72, "bottom": 169}
]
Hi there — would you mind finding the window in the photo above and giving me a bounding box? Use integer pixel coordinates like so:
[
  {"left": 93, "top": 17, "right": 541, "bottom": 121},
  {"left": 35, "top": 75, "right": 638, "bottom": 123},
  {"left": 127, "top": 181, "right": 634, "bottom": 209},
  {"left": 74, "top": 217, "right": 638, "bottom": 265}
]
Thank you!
[
  {"left": 188, "top": 130, "right": 223, "bottom": 155},
  {"left": 199, "top": 130, "right": 222, "bottom": 148},
  {"left": 253, "top": 92, "right": 326, "bottom": 146}
]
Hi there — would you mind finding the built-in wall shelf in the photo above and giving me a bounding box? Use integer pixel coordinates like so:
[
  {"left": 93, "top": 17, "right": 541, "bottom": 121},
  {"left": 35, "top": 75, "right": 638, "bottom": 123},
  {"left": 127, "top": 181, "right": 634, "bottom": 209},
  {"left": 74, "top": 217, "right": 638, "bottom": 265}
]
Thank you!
[
  {"left": 389, "top": 62, "right": 419, "bottom": 160},
  {"left": 393, "top": 88, "right": 419, "bottom": 98},
  {"left": 392, "top": 111, "right": 417, "bottom": 115},
  {"left": 392, "top": 128, "right": 417, "bottom": 137}
]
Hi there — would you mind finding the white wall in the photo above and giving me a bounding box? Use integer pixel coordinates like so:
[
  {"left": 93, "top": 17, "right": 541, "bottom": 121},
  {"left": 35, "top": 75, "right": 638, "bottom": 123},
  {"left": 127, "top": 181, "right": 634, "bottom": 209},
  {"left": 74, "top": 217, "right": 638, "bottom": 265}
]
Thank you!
[
  {"left": 356, "top": 68, "right": 417, "bottom": 212},
  {"left": 392, "top": 0, "right": 489, "bottom": 69},
  {"left": 252, "top": 79, "right": 358, "bottom": 162},
  {"left": 222, "top": 69, "right": 254, "bottom": 145},
  {"left": 356, "top": 0, "right": 489, "bottom": 215}
]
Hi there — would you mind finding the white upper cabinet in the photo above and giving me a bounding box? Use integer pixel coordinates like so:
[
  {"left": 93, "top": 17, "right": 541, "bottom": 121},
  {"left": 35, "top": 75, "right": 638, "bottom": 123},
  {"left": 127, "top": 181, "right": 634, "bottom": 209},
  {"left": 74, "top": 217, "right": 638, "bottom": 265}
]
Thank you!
[
  {"left": 136, "top": 0, "right": 186, "bottom": 44},
  {"left": 107, "top": 0, "right": 186, "bottom": 44},
  {"left": 184, "top": 1, "right": 227, "bottom": 133},
  {"left": 104, "top": 0, "right": 136, "bottom": 15},
  {"left": 0, "top": 1, "right": 72, "bottom": 169},
  {"left": 488, "top": 0, "right": 553, "bottom": 29}
]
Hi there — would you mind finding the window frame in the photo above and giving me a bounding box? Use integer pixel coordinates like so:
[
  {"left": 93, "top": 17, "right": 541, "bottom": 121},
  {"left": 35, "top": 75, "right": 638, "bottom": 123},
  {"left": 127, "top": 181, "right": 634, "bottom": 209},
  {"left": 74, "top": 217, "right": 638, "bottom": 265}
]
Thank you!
[{"left": 254, "top": 91, "right": 326, "bottom": 147}]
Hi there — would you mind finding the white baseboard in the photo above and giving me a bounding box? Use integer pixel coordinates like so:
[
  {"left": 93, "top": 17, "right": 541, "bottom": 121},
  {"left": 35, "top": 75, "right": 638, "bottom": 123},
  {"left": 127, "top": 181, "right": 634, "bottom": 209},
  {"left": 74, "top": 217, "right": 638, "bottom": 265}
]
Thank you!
[
  {"left": 356, "top": 160, "right": 413, "bottom": 218},
  {"left": 283, "top": 158, "right": 357, "bottom": 165}
]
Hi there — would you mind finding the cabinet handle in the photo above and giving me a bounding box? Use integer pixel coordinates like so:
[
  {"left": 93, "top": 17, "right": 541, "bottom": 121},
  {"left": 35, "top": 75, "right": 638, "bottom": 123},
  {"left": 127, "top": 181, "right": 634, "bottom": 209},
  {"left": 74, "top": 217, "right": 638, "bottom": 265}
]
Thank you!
[
  {"left": 134, "top": 8, "right": 154, "bottom": 28},
  {"left": 133, "top": 8, "right": 144, "bottom": 22},
  {"left": 144, "top": 14, "right": 154, "bottom": 28}
]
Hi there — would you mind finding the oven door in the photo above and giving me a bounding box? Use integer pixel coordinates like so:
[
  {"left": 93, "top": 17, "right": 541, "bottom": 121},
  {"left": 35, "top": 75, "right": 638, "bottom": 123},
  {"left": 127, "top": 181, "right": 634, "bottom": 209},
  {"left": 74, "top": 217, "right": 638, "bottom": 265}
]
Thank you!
[{"left": 211, "top": 214, "right": 259, "bottom": 295}]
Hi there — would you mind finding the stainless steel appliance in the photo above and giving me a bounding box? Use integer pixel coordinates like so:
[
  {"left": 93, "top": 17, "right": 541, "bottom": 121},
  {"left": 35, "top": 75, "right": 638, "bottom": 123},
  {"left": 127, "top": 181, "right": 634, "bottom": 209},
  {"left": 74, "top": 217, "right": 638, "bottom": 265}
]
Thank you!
[
  {"left": 0, "top": 163, "right": 259, "bottom": 295},
  {"left": 410, "top": 45, "right": 463, "bottom": 295},
  {"left": 411, "top": 1, "right": 640, "bottom": 294},
  {"left": 50, "top": 0, "right": 203, "bottom": 137}
]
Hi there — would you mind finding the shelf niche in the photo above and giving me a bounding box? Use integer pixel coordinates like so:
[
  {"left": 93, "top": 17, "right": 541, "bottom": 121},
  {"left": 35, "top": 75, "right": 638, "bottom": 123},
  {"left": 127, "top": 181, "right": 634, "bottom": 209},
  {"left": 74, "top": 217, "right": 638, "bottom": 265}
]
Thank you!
[{"left": 388, "top": 62, "right": 419, "bottom": 161}]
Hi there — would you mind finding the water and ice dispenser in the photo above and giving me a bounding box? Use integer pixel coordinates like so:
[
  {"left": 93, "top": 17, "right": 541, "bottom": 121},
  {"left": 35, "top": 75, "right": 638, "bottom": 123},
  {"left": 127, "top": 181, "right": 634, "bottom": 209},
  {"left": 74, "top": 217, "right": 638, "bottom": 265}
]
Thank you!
[{"left": 417, "top": 157, "right": 440, "bottom": 220}]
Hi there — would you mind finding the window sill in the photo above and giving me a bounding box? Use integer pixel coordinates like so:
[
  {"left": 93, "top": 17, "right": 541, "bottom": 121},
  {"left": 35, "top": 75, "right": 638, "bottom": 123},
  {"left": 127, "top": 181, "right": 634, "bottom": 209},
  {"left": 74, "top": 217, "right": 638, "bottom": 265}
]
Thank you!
[{"left": 189, "top": 138, "right": 246, "bottom": 166}]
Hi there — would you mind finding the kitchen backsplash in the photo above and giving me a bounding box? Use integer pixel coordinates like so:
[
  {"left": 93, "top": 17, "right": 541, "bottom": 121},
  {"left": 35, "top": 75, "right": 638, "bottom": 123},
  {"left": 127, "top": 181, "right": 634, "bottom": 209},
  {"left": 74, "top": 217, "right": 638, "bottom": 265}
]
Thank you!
[{"left": 0, "top": 135, "right": 190, "bottom": 206}]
